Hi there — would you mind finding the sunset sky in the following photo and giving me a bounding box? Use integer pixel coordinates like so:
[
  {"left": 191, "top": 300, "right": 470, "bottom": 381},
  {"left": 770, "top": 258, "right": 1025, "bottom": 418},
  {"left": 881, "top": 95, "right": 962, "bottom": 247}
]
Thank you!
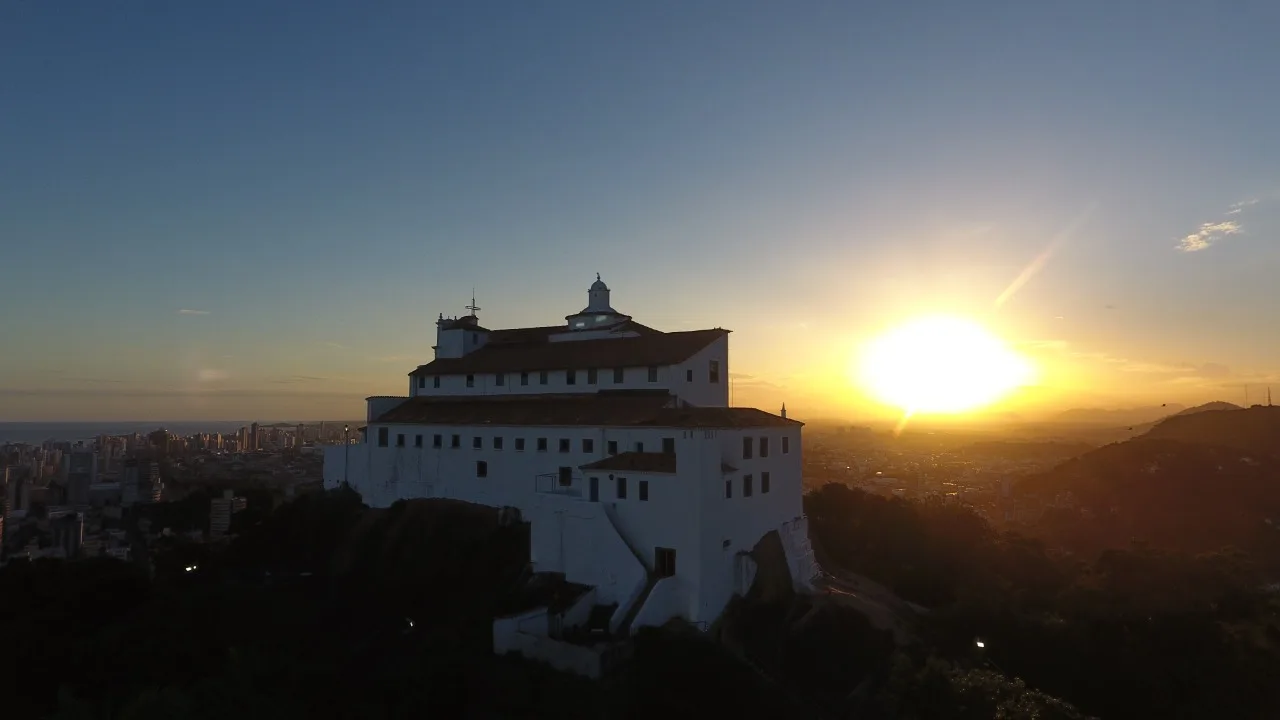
[{"left": 3, "top": 1, "right": 1279, "bottom": 422}]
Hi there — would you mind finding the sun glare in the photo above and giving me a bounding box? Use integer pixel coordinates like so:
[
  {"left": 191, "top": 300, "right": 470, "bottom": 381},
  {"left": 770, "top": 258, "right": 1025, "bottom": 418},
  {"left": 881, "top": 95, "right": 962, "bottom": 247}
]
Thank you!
[{"left": 856, "top": 316, "right": 1033, "bottom": 414}]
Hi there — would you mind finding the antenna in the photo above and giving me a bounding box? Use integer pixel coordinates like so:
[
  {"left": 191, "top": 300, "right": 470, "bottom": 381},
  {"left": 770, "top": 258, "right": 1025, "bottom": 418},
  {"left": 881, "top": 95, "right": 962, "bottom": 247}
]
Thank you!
[
  {"left": 465, "top": 289, "right": 480, "bottom": 317},
  {"left": 1269, "top": 387, "right": 1273, "bottom": 407}
]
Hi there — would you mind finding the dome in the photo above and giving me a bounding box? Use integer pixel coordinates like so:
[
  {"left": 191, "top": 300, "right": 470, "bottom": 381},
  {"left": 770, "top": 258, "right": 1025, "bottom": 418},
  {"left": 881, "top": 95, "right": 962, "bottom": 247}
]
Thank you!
[{"left": 590, "top": 273, "right": 609, "bottom": 292}]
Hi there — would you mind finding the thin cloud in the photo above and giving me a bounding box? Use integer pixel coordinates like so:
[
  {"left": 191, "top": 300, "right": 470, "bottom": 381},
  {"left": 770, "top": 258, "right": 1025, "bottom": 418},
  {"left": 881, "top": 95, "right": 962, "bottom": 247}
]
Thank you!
[
  {"left": 322, "top": 341, "right": 348, "bottom": 350},
  {"left": 1226, "top": 198, "right": 1258, "bottom": 215},
  {"left": 178, "top": 309, "right": 211, "bottom": 316},
  {"left": 1178, "top": 221, "right": 1242, "bottom": 252},
  {"left": 197, "top": 369, "right": 229, "bottom": 382}
]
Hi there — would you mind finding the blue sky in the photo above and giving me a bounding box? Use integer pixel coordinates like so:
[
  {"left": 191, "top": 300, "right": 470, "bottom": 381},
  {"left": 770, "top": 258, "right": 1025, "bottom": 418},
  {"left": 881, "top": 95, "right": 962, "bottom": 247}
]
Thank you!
[{"left": 2, "top": 0, "right": 1278, "bottom": 421}]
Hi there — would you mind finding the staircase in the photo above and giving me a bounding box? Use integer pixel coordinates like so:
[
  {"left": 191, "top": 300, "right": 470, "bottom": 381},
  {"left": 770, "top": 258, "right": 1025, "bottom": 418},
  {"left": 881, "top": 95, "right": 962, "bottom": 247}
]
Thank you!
[{"left": 602, "top": 503, "right": 659, "bottom": 636}]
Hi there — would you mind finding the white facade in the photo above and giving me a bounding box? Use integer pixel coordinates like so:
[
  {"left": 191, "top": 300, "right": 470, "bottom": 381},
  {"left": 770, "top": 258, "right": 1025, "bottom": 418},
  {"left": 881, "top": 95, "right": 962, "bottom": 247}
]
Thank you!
[{"left": 325, "top": 278, "right": 816, "bottom": 657}]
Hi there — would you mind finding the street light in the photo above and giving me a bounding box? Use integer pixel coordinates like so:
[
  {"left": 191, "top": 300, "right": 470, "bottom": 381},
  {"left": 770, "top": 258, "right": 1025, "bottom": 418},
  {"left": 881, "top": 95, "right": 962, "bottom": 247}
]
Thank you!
[
  {"left": 343, "top": 424, "right": 350, "bottom": 488},
  {"left": 975, "top": 640, "right": 985, "bottom": 649}
]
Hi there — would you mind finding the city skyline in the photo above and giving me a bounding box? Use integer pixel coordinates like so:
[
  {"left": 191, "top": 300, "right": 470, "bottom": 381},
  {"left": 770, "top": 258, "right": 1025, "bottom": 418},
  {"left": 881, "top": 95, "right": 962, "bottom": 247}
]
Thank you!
[{"left": 4, "top": 1, "right": 1280, "bottom": 421}]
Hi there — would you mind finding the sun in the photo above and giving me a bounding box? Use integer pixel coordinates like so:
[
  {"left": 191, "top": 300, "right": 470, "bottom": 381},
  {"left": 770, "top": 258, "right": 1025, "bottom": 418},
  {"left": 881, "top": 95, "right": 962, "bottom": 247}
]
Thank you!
[{"left": 855, "top": 315, "right": 1034, "bottom": 414}]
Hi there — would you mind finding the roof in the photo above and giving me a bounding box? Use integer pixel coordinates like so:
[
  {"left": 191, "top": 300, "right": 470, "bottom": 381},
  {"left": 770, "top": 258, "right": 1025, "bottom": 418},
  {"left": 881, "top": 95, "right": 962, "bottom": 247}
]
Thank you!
[
  {"left": 373, "top": 392, "right": 802, "bottom": 429},
  {"left": 410, "top": 328, "right": 727, "bottom": 376},
  {"left": 580, "top": 452, "right": 677, "bottom": 474}
]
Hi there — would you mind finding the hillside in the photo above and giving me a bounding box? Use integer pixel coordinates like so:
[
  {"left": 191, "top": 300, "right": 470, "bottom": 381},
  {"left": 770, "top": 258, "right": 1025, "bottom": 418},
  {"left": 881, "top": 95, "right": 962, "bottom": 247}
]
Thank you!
[
  {"left": 1172, "top": 401, "right": 1242, "bottom": 417},
  {"left": 1142, "top": 404, "right": 1280, "bottom": 457},
  {"left": 1053, "top": 404, "right": 1183, "bottom": 426}
]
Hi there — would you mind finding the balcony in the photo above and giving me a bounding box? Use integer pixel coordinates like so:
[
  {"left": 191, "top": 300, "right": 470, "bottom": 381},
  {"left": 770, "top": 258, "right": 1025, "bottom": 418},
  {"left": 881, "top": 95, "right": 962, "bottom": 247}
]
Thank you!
[{"left": 535, "top": 472, "right": 583, "bottom": 498}]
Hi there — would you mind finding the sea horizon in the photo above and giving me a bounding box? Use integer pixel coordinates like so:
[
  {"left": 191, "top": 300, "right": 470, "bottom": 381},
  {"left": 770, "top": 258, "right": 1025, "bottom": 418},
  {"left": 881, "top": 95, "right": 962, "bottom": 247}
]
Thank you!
[{"left": 0, "top": 420, "right": 362, "bottom": 445}]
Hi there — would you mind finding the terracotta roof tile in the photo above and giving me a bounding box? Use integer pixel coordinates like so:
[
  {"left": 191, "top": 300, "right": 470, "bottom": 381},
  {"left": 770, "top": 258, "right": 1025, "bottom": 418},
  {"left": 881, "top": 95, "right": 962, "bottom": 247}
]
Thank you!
[
  {"left": 580, "top": 452, "right": 677, "bottom": 474},
  {"left": 373, "top": 392, "right": 801, "bottom": 429},
  {"left": 410, "top": 328, "right": 727, "bottom": 376}
]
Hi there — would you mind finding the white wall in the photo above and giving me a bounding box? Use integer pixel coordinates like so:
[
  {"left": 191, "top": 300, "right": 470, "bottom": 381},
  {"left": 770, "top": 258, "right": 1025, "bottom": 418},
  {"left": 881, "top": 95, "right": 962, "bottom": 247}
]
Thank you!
[
  {"left": 671, "top": 335, "right": 729, "bottom": 407},
  {"left": 411, "top": 363, "right": 687, "bottom": 400},
  {"left": 527, "top": 497, "right": 646, "bottom": 608}
]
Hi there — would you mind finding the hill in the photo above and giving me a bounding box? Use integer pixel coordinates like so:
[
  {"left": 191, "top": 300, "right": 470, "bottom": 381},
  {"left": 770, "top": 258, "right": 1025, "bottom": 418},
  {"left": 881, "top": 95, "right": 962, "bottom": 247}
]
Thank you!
[
  {"left": 1141, "top": 404, "right": 1280, "bottom": 456},
  {"left": 1172, "top": 401, "right": 1242, "bottom": 417},
  {"left": 1053, "top": 404, "right": 1183, "bottom": 426}
]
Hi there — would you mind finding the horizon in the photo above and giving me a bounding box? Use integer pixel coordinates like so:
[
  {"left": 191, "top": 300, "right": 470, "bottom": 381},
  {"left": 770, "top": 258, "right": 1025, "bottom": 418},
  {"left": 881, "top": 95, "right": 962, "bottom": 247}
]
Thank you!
[{"left": 4, "top": 1, "right": 1279, "bottom": 421}]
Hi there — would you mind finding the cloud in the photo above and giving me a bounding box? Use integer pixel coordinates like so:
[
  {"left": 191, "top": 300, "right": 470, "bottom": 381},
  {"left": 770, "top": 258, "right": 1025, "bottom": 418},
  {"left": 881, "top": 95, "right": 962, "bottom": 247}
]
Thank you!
[
  {"left": 178, "top": 309, "right": 211, "bottom": 316},
  {"left": 197, "top": 369, "right": 229, "bottom": 382},
  {"left": 1178, "top": 221, "right": 1242, "bottom": 252},
  {"left": 1226, "top": 198, "right": 1258, "bottom": 215}
]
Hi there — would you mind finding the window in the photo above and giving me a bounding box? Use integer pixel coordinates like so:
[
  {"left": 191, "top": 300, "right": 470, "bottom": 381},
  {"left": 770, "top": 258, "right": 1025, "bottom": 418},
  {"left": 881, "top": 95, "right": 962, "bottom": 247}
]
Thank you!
[
  {"left": 647, "top": 365, "right": 658, "bottom": 382},
  {"left": 710, "top": 360, "right": 721, "bottom": 384},
  {"left": 417, "top": 376, "right": 425, "bottom": 389},
  {"left": 520, "top": 371, "right": 529, "bottom": 386},
  {"left": 634, "top": 441, "right": 644, "bottom": 453},
  {"left": 451, "top": 434, "right": 461, "bottom": 448},
  {"left": 654, "top": 547, "right": 676, "bottom": 577},
  {"left": 760, "top": 437, "right": 769, "bottom": 458},
  {"left": 466, "top": 374, "right": 475, "bottom": 388},
  {"left": 414, "top": 434, "right": 423, "bottom": 448},
  {"left": 566, "top": 369, "right": 577, "bottom": 385},
  {"left": 686, "top": 369, "right": 693, "bottom": 382},
  {"left": 493, "top": 436, "right": 504, "bottom": 450},
  {"left": 744, "top": 474, "right": 754, "bottom": 497},
  {"left": 473, "top": 436, "right": 482, "bottom": 449},
  {"left": 662, "top": 437, "right": 675, "bottom": 454},
  {"left": 539, "top": 370, "right": 548, "bottom": 385},
  {"left": 515, "top": 438, "right": 526, "bottom": 451},
  {"left": 377, "top": 428, "right": 389, "bottom": 447},
  {"left": 476, "top": 461, "right": 488, "bottom": 478},
  {"left": 761, "top": 472, "right": 771, "bottom": 494},
  {"left": 782, "top": 436, "right": 790, "bottom": 454},
  {"left": 742, "top": 437, "right": 753, "bottom": 459},
  {"left": 433, "top": 376, "right": 441, "bottom": 388},
  {"left": 558, "top": 466, "right": 572, "bottom": 487},
  {"left": 582, "top": 438, "right": 594, "bottom": 453},
  {"left": 725, "top": 480, "right": 733, "bottom": 498},
  {"left": 616, "top": 476, "right": 628, "bottom": 499},
  {"left": 396, "top": 433, "right": 405, "bottom": 448},
  {"left": 613, "top": 367, "right": 624, "bottom": 383},
  {"left": 639, "top": 480, "right": 649, "bottom": 502},
  {"left": 587, "top": 368, "right": 597, "bottom": 384},
  {"left": 559, "top": 438, "right": 570, "bottom": 453},
  {"left": 537, "top": 438, "right": 548, "bottom": 452},
  {"left": 607, "top": 440, "right": 618, "bottom": 455},
  {"left": 495, "top": 373, "right": 505, "bottom": 386},
  {"left": 432, "top": 434, "right": 442, "bottom": 448}
]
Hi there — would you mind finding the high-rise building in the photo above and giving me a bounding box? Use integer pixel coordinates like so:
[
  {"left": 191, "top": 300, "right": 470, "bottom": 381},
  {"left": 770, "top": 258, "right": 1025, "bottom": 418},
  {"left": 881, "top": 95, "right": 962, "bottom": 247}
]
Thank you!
[
  {"left": 66, "top": 449, "right": 97, "bottom": 506},
  {"left": 210, "top": 489, "right": 236, "bottom": 537}
]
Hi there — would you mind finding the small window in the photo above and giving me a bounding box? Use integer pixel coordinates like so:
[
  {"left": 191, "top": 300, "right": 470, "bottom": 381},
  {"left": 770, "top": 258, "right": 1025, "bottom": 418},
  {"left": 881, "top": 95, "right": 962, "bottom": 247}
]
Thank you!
[
  {"left": 539, "top": 370, "right": 548, "bottom": 385},
  {"left": 582, "top": 438, "right": 594, "bottom": 453},
  {"left": 377, "top": 428, "right": 389, "bottom": 447},
  {"left": 634, "top": 441, "right": 644, "bottom": 453},
  {"left": 414, "top": 434, "right": 423, "bottom": 448},
  {"left": 782, "top": 436, "right": 790, "bottom": 454},
  {"left": 451, "top": 434, "right": 460, "bottom": 448},
  {"left": 537, "top": 438, "right": 548, "bottom": 452},
  {"left": 617, "top": 476, "right": 628, "bottom": 499},
  {"left": 725, "top": 480, "right": 732, "bottom": 498},
  {"left": 473, "top": 436, "right": 482, "bottom": 449},
  {"left": 417, "top": 376, "right": 425, "bottom": 389},
  {"left": 476, "top": 461, "right": 488, "bottom": 478},
  {"left": 742, "top": 437, "right": 753, "bottom": 459},
  {"left": 647, "top": 366, "right": 658, "bottom": 382},
  {"left": 566, "top": 369, "right": 577, "bottom": 385},
  {"left": 587, "top": 368, "right": 597, "bottom": 384},
  {"left": 760, "top": 437, "right": 769, "bottom": 458},
  {"left": 520, "top": 371, "right": 529, "bottom": 386},
  {"left": 607, "top": 440, "right": 618, "bottom": 455},
  {"left": 396, "top": 434, "right": 406, "bottom": 448},
  {"left": 654, "top": 547, "right": 676, "bottom": 577},
  {"left": 662, "top": 437, "right": 675, "bottom": 454},
  {"left": 686, "top": 369, "right": 693, "bottom": 382},
  {"left": 493, "top": 436, "right": 503, "bottom": 450},
  {"left": 558, "top": 466, "right": 572, "bottom": 486},
  {"left": 710, "top": 360, "right": 721, "bottom": 384},
  {"left": 639, "top": 480, "right": 649, "bottom": 502},
  {"left": 495, "top": 373, "right": 505, "bottom": 386},
  {"left": 433, "top": 376, "right": 441, "bottom": 388},
  {"left": 515, "top": 438, "right": 526, "bottom": 451},
  {"left": 744, "top": 474, "right": 754, "bottom": 497},
  {"left": 559, "top": 438, "right": 570, "bottom": 453},
  {"left": 762, "top": 472, "right": 771, "bottom": 494},
  {"left": 613, "top": 367, "right": 624, "bottom": 383},
  {"left": 432, "top": 434, "right": 442, "bottom": 448},
  {"left": 466, "top": 374, "right": 475, "bottom": 388}
]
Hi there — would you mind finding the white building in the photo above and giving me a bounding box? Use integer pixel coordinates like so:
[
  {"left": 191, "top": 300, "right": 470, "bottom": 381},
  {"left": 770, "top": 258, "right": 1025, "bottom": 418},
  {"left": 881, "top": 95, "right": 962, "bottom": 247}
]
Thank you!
[{"left": 324, "top": 276, "right": 818, "bottom": 674}]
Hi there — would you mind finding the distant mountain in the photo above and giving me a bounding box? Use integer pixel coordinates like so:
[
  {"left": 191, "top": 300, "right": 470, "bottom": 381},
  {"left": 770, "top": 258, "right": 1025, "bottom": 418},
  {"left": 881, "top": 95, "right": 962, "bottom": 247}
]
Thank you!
[
  {"left": 1170, "top": 401, "right": 1242, "bottom": 417},
  {"left": 1142, "top": 404, "right": 1280, "bottom": 457},
  {"left": 1052, "top": 405, "right": 1185, "bottom": 426}
]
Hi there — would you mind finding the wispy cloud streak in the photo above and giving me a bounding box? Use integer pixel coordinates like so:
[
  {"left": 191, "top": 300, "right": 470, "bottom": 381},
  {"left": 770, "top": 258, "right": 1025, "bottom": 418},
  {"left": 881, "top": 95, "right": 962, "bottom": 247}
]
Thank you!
[
  {"left": 1177, "top": 220, "right": 1242, "bottom": 253},
  {"left": 178, "top": 309, "right": 211, "bottom": 315}
]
